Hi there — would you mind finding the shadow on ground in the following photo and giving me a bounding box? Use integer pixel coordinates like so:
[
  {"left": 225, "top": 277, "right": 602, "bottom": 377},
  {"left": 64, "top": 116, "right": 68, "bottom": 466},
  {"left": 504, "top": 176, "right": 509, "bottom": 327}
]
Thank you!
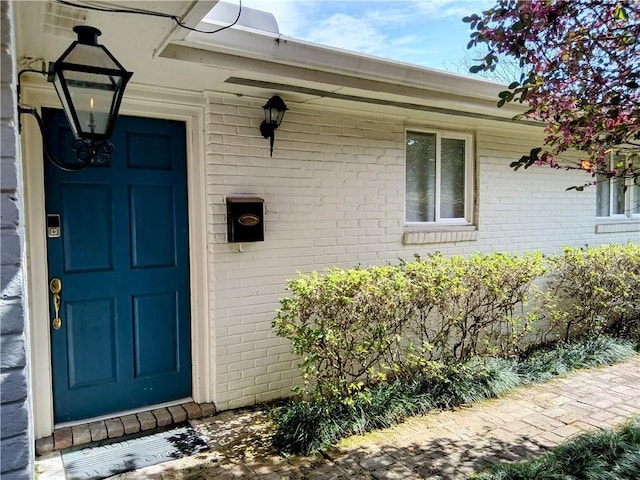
[
  {"left": 119, "top": 406, "right": 553, "bottom": 479},
  {"left": 326, "top": 429, "right": 552, "bottom": 479}
]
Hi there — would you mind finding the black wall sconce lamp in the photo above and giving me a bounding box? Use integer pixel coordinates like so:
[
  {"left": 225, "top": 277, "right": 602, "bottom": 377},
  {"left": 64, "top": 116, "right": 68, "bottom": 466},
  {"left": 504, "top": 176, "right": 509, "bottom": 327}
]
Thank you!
[
  {"left": 18, "top": 25, "right": 133, "bottom": 170},
  {"left": 259, "top": 95, "right": 288, "bottom": 157}
]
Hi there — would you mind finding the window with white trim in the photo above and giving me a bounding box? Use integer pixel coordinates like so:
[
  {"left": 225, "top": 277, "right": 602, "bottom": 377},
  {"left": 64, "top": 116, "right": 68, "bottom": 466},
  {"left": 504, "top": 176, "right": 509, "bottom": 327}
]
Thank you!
[
  {"left": 596, "top": 152, "right": 640, "bottom": 218},
  {"left": 405, "top": 130, "right": 474, "bottom": 225}
]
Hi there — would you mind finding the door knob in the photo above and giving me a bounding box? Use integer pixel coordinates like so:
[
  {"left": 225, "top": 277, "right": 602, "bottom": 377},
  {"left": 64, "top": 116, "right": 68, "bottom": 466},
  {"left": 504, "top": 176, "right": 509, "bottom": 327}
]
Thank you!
[{"left": 49, "top": 278, "right": 62, "bottom": 330}]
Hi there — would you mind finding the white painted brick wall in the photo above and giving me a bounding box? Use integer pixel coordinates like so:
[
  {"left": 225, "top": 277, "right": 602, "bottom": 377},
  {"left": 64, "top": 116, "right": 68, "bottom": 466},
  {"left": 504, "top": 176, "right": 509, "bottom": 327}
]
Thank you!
[
  {"left": 205, "top": 94, "right": 639, "bottom": 410},
  {"left": 1, "top": 1, "right": 33, "bottom": 478}
]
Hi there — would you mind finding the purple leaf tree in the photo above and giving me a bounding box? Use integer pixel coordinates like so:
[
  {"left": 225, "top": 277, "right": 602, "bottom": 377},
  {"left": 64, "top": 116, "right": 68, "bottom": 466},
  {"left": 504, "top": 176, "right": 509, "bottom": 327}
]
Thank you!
[{"left": 465, "top": 0, "right": 639, "bottom": 189}]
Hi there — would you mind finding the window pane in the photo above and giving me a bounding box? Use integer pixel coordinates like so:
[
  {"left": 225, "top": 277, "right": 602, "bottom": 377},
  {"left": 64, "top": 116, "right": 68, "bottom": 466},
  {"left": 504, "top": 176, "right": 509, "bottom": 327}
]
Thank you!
[
  {"left": 596, "top": 174, "right": 610, "bottom": 216},
  {"left": 612, "top": 153, "right": 626, "bottom": 215},
  {"left": 612, "top": 178, "right": 625, "bottom": 214},
  {"left": 406, "top": 132, "right": 436, "bottom": 222},
  {"left": 632, "top": 156, "right": 640, "bottom": 215},
  {"left": 440, "top": 138, "right": 466, "bottom": 219}
]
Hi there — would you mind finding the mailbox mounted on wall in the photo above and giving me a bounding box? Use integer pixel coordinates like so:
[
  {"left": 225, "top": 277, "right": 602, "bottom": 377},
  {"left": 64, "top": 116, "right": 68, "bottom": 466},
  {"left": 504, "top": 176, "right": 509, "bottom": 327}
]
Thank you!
[{"left": 226, "top": 197, "right": 264, "bottom": 243}]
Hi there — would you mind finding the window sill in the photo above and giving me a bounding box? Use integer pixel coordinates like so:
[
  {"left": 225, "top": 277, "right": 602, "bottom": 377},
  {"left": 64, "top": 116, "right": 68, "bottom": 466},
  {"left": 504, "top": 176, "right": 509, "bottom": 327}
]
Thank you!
[
  {"left": 403, "top": 225, "right": 478, "bottom": 245},
  {"left": 595, "top": 220, "right": 640, "bottom": 234}
]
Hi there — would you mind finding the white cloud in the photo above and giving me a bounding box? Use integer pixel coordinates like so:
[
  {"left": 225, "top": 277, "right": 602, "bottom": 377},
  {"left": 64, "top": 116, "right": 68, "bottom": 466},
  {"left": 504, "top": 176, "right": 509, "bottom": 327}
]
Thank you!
[
  {"left": 240, "top": 0, "right": 316, "bottom": 37},
  {"left": 410, "top": 0, "right": 492, "bottom": 18},
  {"left": 389, "top": 34, "right": 422, "bottom": 47},
  {"left": 305, "top": 13, "right": 387, "bottom": 54},
  {"left": 236, "top": 0, "right": 495, "bottom": 69}
]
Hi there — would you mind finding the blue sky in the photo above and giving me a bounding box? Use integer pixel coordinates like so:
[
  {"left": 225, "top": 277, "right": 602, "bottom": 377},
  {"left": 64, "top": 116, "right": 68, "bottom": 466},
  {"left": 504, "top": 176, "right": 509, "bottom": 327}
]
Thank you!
[{"left": 240, "top": 0, "right": 495, "bottom": 72}]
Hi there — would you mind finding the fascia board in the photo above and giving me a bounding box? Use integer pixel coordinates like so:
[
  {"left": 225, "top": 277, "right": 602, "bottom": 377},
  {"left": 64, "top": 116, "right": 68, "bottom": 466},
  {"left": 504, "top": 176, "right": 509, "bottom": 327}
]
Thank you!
[
  {"left": 154, "top": 1, "right": 219, "bottom": 57},
  {"left": 181, "top": 25, "right": 508, "bottom": 102}
]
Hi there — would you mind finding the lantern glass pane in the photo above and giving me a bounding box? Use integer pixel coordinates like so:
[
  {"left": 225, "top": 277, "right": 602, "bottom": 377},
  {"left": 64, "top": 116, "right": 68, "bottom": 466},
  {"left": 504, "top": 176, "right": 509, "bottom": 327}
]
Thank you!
[
  {"left": 55, "top": 69, "right": 124, "bottom": 137},
  {"left": 64, "top": 44, "right": 120, "bottom": 69},
  {"left": 52, "top": 73, "right": 78, "bottom": 137},
  {"left": 268, "top": 107, "right": 278, "bottom": 125},
  {"left": 70, "top": 85, "right": 115, "bottom": 136}
]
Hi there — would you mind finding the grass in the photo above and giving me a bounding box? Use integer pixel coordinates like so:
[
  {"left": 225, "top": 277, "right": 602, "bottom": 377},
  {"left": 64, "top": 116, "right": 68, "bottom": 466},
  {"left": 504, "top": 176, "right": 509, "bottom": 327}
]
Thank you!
[
  {"left": 516, "top": 335, "right": 638, "bottom": 383},
  {"left": 271, "top": 337, "right": 637, "bottom": 455},
  {"left": 470, "top": 416, "right": 640, "bottom": 479}
]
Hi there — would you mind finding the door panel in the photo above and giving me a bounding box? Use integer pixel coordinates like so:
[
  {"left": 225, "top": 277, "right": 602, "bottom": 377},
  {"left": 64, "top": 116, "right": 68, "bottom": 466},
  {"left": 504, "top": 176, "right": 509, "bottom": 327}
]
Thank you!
[
  {"left": 61, "top": 183, "right": 114, "bottom": 272},
  {"left": 126, "top": 131, "right": 173, "bottom": 170},
  {"left": 129, "top": 185, "right": 176, "bottom": 268},
  {"left": 44, "top": 109, "right": 192, "bottom": 423},
  {"left": 133, "top": 292, "right": 179, "bottom": 376},
  {"left": 66, "top": 298, "right": 118, "bottom": 387}
]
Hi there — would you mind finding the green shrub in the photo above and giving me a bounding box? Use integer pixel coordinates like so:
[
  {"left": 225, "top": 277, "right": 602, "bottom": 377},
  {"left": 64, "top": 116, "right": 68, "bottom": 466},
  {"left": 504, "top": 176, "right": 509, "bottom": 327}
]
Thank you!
[
  {"left": 403, "top": 252, "right": 546, "bottom": 362},
  {"left": 273, "top": 252, "right": 546, "bottom": 402},
  {"left": 271, "top": 244, "right": 640, "bottom": 456},
  {"left": 274, "top": 245, "right": 640, "bottom": 403},
  {"left": 273, "top": 265, "right": 414, "bottom": 402},
  {"left": 545, "top": 244, "right": 640, "bottom": 341}
]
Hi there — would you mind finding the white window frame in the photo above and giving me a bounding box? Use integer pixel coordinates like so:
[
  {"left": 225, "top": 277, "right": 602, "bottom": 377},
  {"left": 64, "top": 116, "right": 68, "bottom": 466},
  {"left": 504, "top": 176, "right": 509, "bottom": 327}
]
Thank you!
[
  {"left": 404, "top": 128, "right": 475, "bottom": 226},
  {"left": 596, "top": 152, "right": 640, "bottom": 219}
]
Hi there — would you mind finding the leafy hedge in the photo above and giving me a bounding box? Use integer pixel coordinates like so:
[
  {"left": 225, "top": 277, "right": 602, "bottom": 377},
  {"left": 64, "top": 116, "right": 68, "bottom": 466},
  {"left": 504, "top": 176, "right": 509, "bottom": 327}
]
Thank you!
[
  {"left": 403, "top": 252, "right": 546, "bottom": 362},
  {"left": 271, "top": 243, "right": 640, "bottom": 454},
  {"left": 274, "top": 252, "right": 546, "bottom": 402},
  {"left": 544, "top": 244, "right": 640, "bottom": 342},
  {"left": 274, "top": 244, "right": 640, "bottom": 403}
]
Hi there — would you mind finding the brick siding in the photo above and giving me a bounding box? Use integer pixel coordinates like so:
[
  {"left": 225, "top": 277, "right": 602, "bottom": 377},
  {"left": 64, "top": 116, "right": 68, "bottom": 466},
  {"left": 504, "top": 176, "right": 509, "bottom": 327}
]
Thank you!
[
  {"left": 1, "top": 1, "right": 34, "bottom": 478},
  {"left": 205, "top": 95, "right": 638, "bottom": 410}
]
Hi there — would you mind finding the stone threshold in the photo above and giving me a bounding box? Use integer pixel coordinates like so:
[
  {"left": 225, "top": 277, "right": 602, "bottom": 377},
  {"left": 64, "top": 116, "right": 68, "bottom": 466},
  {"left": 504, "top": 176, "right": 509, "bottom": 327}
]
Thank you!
[{"left": 35, "top": 401, "right": 216, "bottom": 455}]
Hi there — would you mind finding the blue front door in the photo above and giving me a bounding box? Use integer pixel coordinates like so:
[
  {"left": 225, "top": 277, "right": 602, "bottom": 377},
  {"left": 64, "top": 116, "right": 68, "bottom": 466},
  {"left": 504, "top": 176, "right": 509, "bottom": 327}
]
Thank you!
[{"left": 44, "top": 109, "right": 192, "bottom": 423}]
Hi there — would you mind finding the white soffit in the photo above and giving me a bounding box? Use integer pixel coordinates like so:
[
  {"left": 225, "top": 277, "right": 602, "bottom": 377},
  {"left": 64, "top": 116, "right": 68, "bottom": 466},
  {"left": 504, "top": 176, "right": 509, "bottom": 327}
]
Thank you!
[{"left": 223, "top": 76, "right": 538, "bottom": 126}]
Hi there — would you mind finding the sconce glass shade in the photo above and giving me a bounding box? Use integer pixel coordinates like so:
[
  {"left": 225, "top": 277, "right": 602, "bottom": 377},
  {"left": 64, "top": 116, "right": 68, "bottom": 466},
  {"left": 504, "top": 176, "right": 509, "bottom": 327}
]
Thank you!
[
  {"left": 262, "top": 95, "right": 288, "bottom": 129},
  {"left": 260, "top": 95, "right": 288, "bottom": 156},
  {"left": 48, "top": 26, "right": 133, "bottom": 141}
]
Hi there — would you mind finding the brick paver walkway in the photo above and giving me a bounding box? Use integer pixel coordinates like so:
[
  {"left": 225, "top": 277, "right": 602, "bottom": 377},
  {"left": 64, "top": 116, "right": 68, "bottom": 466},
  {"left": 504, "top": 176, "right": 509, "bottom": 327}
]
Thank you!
[{"left": 37, "top": 356, "right": 640, "bottom": 479}]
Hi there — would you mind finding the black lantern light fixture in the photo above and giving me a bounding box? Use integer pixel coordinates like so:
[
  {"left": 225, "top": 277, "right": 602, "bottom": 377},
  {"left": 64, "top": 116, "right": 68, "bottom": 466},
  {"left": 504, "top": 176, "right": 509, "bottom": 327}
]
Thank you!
[
  {"left": 18, "top": 25, "right": 133, "bottom": 170},
  {"left": 259, "top": 95, "right": 288, "bottom": 157}
]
